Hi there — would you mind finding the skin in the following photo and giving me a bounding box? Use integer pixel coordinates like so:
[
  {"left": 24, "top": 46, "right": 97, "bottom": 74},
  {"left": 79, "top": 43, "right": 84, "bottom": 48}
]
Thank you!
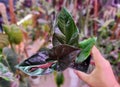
[{"left": 74, "top": 46, "right": 120, "bottom": 87}]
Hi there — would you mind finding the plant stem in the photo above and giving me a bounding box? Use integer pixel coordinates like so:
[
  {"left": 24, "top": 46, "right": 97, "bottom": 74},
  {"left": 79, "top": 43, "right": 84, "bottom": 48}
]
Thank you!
[
  {"left": 94, "top": 0, "right": 98, "bottom": 36},
  {"left": 10, "top": 42, "right": 15, "bottom": 52},
  {"left": 9, "top": 0, "right": 16, "bottom": 24},
  {"left": 84, "top": 2, "right": 91, "bottom": 37}
]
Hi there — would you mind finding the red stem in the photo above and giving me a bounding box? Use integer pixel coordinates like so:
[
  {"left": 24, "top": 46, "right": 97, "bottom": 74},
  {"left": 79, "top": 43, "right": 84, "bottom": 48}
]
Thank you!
[
  {"left": 37, "top": 62, "right": 53, "bottom": 69},
  {"left": 9, "top": 0, "right": 16, "bottom": 24},
  {"left": 30, "top": 62, "right": 54, "bottom": 72}
]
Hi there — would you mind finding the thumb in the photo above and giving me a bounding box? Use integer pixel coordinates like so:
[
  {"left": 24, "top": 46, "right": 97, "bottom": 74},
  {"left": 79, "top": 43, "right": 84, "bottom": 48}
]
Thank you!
[{"left": 74, "top": 70, "right": 89, "bottom": 83}]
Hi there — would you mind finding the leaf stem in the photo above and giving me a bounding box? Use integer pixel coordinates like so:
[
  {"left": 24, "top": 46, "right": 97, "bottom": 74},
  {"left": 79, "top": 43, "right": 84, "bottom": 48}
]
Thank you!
[
  {"left": 84, "top": 2, "right": 91, "bottom": 37},
  {"left": 9, "top": 0, "right": 16, "bottom": 23}
]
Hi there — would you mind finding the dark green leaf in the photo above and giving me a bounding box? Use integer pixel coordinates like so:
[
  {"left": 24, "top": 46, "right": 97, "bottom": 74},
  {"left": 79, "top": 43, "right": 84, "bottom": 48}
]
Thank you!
[
  {"left": 76, "top": 37, "right": 97, "bottom": 63},
  {"left": 19, "top": 50, "right": 49, "bottom": 66},
  {"left": 16, "top": 45, "right": 80, "bottom": 76},
  {"left": 70, "top": 55, "right": 91, "bottom": 72},
  {"left": 53, "top": 8, "right": 79, "bottom": 47},
  {"left": 48, "top": 44, "right": 80, "bottom": 71}
]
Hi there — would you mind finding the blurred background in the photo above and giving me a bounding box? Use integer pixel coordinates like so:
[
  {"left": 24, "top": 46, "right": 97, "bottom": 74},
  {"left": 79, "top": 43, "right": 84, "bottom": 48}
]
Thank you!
[{"left": 0, "top": 0, "right": 120, "bottom": 87}]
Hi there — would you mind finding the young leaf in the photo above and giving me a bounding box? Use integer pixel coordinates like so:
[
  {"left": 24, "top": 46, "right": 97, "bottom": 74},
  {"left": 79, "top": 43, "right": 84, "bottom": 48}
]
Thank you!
[
  {"left": 53, "top": 8, "right": 79, "bottom": 47},
  {"left": 48, "top": 44, "right": 80, "bottom": 71},
  {"left": 78, "top": 37, "right": 97, "bottom": 49},
  {"left": 0, "top": 63, "right": 15, "bottom": 81},
  {"left": 76, "top": 37, "right": 97, "bottom": 63}
]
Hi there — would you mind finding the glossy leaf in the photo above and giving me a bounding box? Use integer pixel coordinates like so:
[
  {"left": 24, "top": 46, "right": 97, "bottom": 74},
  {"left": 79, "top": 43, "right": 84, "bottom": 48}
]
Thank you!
[
  {"left": 19, "top": 50, "right": 49, "bottom": 66},
  {"left": 0, "top": 63, "right": 15, "bottom": 81},
  {"left": 16, "top": 8, "right": 99, "bottom": 76},
  {"left": 16, "top": 49, "right": 54, "bottom": 76},
  {"left": 16, "top": 65, "right": 53, "bottom": 76},
  {"left": 70, "top": 55, "right": 91, "bottom": 72},
  {"left": 53, "top": 8, "right": 79, "bottom": 47},
  {"left": 16, "top": 45, "right": 80, "bottom": 75},
  {"left": 76, "top": 37, "right": 97, "bottom": 63},
  {"left": 78, "top": 37, "right": 97, "bottom": 49},
  {"left": 48, "top": 44, "right": 80, "bottom": 71}
]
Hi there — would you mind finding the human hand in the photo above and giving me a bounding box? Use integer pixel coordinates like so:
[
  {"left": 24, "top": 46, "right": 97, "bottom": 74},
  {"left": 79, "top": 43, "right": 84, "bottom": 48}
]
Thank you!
[{"left": 74, "top": 46, "right": 120, "bottom": 87}]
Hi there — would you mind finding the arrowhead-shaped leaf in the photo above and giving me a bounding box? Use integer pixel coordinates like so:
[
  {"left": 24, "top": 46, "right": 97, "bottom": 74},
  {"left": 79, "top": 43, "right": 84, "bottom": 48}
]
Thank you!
[
  {"left": 48, "top": 44, "right": 80, "bottom": 71},
  {"left": 16, "top": 45, "right": 80, "bottom": 75},
  {"left": 19, "top": 50, "right": 49, "bottom": 66},
  {"left": 53, "top": 8, "right": 79, "bottom": 47},
  {"left": 16, "top": 49, "right": 54, "bottom": 76}
]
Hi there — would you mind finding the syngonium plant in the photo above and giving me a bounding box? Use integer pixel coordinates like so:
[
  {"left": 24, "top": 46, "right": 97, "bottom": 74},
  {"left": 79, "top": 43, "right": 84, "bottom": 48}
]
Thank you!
[{"left": 16, "top": 8, "right": 96, "bottom": 76}]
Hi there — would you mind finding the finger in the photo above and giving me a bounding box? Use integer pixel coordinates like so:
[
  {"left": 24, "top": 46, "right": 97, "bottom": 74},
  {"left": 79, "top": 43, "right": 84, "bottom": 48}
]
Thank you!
[
  {"left": 91, "top": 46, "right": 106, "bottom": 67},
  {"left": 74, "top": 70, "right": 89, "bottom": 83}
]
